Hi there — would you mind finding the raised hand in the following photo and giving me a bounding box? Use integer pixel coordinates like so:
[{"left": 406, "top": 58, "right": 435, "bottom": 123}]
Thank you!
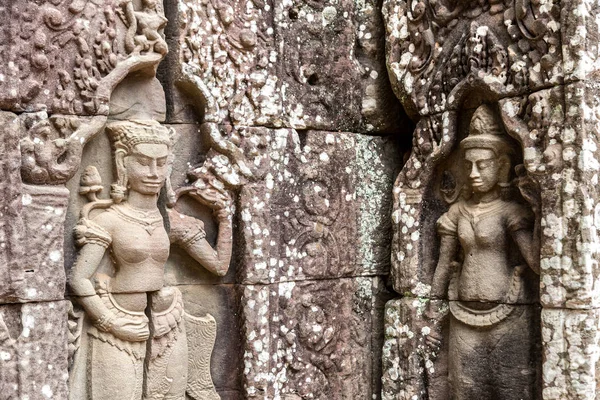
[{"left": 186, "top": 186, "right": 231, "bottom": 211}]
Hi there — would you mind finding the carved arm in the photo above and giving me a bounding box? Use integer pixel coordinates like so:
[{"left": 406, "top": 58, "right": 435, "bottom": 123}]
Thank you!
[
  {"left": 430, "top": 235, "right": 459, "bottom": 298},
  {"left": 168, "top": 208, "right": 233, "bottom": 277},
  {"left": 512, "top": 228, "right": 540, "bottom": 275},
  {"left": 70, "top": 243, "right": 112, "bottom": 321},
  {"left": 71, "top": 221, "right": 149, "bottom": 342}
]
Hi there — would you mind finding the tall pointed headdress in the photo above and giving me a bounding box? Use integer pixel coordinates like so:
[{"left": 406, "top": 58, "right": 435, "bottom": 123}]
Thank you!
[{"left": 460, "top": 104, "right": 513, "bottom": 157}]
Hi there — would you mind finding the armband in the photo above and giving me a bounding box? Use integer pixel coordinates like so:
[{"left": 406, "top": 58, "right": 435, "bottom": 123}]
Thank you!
[
  {"left": 180, "top": 228, "right": 206, "bottom": 248},
  {"left": 74, "top": 218, "right": 112, "bottom": 248}
]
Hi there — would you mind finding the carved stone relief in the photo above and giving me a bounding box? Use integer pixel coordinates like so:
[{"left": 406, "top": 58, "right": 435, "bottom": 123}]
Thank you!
[
  {"left": 382, "top": 0, "right": 600, "bottom": 393},
  {"left": 170, "top": 0, "right": 406, "bottom": 132},
  {"left": 1, "top": 0, "right": 186, "bottom": 397},
  {"left": 12, "top": 0, "right": 600, "bottom": 397},
  {"left": 66, "top": 73, "right": 235, "bottom": 398},
  {"left": 435, "top": 104, "right": 541, "bottom": 399},
  {"left": 383, "top": 104, "right": 545, "bottom": 400},
  {"left": 383, "top": 0, "right": 561, "bottom": 118},
  {"left": 0, "top": 0, "right": 167, "bottom": 115},
  {"left": 237, "top": 129, "right": 400, "bottom": 398}
]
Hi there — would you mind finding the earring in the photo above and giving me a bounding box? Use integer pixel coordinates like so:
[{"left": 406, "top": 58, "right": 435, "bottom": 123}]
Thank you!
[{"left": 111, "top": 184, "right": 127, "bottom": 203}]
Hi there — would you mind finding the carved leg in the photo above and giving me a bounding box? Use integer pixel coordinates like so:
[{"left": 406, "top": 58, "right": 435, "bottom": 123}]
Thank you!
[
  {"left": 448, "top": 318, "right": 482, "bottom": 400},
  {"left": 448, "top": 306, "right": 540, "bottom": 400},
  {"left": 145, "top": 287, "right": 188, "bottom": 400},
  {"left": 488, "top": 306, "right": 540, "bottom": 400},
  {"left": 89, "top": 334, "right": 145, "bottom": 400}
]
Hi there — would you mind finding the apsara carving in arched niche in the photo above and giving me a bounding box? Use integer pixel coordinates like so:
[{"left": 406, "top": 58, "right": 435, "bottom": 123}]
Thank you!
[
  {"left": 382, "top": 70, "right": 564, "bottom": 399},
  {"left": 429, "top": 103, "right": 541, "bottom": 399}
]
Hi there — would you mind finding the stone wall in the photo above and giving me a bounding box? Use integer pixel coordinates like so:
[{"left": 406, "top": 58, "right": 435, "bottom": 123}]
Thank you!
[
  {"left": 2, "top": 0, "right": 600, "bottom": 399},
  {"left": 0, "top": 0, "right": 406, "bottom": 399}
]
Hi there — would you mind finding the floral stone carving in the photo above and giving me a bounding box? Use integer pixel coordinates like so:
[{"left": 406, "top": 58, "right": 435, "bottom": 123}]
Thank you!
[
  {"left": 68, "top": 119, "right": 233, "bottom": 399},
  {"left": 1, "top": 0, "right": 168, "bottom": 115},
  {"left": 382, "top": 0, "right": 561, "bottom": 117}
]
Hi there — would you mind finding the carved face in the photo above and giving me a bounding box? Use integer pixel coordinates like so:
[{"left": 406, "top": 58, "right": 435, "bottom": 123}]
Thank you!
[
  {"left": 124, "top": 143, "right": 169, "bottom": 195},
  {"left": 463, "top": 148, "right": 502, "bottom": 194}
]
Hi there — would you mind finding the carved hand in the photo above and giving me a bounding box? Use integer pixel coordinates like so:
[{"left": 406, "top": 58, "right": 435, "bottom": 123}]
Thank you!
[
  {"left": 165, "top": 207, "right": 195, "bottom": 241},
  {"left": 186, "top": 186, "right": 232, "bottom": 213},
  {"left": 423, "top": 328, "right": 442, "bottom": 357},
  {"left": 515, "top": 164, "right": 541, "bottom": 214},
  {"left": 109, "top": 317, "right": 150, "bottom": 342},
  {"left": 153, "top": 321, "right": 171, "bottom": 338}
]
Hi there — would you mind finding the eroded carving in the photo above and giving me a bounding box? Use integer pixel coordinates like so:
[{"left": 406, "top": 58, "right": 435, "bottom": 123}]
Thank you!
[
  {"left": 277, "top": 280, "right": 370, "bottom": 399},
  {"left": 383, "top": 0, "right": 561, "bottom": 116},
  {"left": 14, "top": 0, "right": 171, "bottom": 185},
  {"left": 117, "top": 0, "right": 168, "bottom": 56},
  {"left": 430, "top": 104, "right": 541, "bottom": 399},
  {"left": 20, "top": 113, "right": 107, "bottom": 185},
  {"left": 177, "top": 0, "right": 278, "bottom": 125},
  {"left": 2, "top": 0, "right": 168, "bottom": 114},
  {"left": 68, "top": 119, "right": 232, "bottom": 399}
]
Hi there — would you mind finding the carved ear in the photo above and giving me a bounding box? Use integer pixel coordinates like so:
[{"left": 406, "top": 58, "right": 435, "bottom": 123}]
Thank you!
[
  {"left": 115, "top": 150, "right": 126, "bottom": 181},
  {"left": 498, "top": 154, "right": 511, "bottom": 183}
]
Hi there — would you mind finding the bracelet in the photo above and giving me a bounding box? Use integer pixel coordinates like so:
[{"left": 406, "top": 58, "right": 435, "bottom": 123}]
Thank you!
[
  {"left": 181, "top": 229, "right": 206, "bottom": 248},
  {"left": 95, "top": 313, "right": 115, "bottom": 332},
  {"left": 215, "top": 208, "right": 230, "bottom": 220}
]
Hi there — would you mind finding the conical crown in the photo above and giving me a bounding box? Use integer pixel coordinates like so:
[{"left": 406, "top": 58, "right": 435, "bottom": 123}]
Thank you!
[{"left": 460, "top": 104, "right": 513, "bottom": 156}]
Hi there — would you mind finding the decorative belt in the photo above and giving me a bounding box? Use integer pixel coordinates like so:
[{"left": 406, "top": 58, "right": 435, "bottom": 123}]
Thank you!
[{"left": 448, "top": 265, "right": 525, "bottom": 327}]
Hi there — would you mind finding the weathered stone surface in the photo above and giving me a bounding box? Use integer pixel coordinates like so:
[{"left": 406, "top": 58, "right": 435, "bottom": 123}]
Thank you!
[
  {"left": 170, "top": 0, "right": 405, "bottom": 132},
  {"left": 11, "top": 0, "right": 600, "bottom": 397},
  {"left": 19, "top": 184, "right": 68, "bottom": 302},
  {"left": 278, "top": 0, "right": 404, "bottom": 132},
  {"left": 235, "top": 127, "right": 399, "bottom": 398},
  {"left": 0, "top": 301, "right": 69, "bottom": 400},
  {"left": 0, "top": 0, "right": 167, "bottom": 116},
  {"left": 0, "top": 111, "right": 69, "bottom": 304},
  {"left": 242, "top": 277, "right": 389, "bottom": 399},
  {"left": 238, "top": 128, "right": 401, "bottom": 284},
  {"left": 561, "top": 0, "right": 600, "bottom": 82},
  {"left": 171, "top": 0, "right": 280, "bottom": 126},
  {"left": 382, "top": 298, "right": 449, "bottom": 400},
  {"left": 541, "top": 308, "right": 600, "bottom": 399},
  {"left": 1, "top": 0, "right": 402, "bottom": 399},
  {"left": 383, "top": 0, "right": 562, "bottom": 118},
  {"left": 0, "top": 111, "right": 25, "bottom": 303},
  {"left": 538, "top": 82, "right": 600, "bottom": 309}
]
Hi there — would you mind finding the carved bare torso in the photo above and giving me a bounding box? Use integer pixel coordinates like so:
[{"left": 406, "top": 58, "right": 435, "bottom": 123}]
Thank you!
[
  {"left": 136, "top": 11, "right": 167, "bottom": 33},
  {"left": 96, "top": 204, "right": 170, "bottom": 310},
  {"left": 451, "top": 199, "right": 531, "bottom": 302}
]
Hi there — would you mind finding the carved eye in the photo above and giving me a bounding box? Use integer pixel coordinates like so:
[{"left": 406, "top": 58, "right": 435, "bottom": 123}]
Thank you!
[
  {"left": 136, "top": 157, "right": 152, "bottom": 167},
  {"left": 157, "top": 158, "right": 167, "bottom": 167},
  {"left": 478, "top": 159, "right": 495, "bottom": 169}
]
